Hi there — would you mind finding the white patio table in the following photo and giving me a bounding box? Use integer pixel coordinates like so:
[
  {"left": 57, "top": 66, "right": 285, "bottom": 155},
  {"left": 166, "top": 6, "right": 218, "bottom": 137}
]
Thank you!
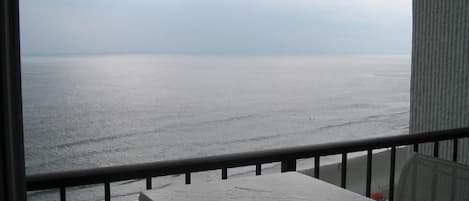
[{"left": 139, "top": 172, "right": 372, "bottom": 201}]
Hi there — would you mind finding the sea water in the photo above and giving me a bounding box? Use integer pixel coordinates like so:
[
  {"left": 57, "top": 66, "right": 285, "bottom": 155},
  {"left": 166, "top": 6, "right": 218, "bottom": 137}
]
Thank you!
[{"left": 23, "top": 54, "right": 410, "bottom": 201}]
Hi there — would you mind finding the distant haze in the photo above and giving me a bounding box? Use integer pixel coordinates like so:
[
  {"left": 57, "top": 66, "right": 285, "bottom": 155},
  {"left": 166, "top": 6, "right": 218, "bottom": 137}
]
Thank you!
[{"left": 20, "top": 0, "right": 411, "bottom": 56}]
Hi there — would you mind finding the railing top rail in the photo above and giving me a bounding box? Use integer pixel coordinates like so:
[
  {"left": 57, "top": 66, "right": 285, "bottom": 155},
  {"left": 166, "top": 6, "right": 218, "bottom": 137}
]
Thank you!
[{"left": 27, "top": 127, "right": 469, "bottom": 191}]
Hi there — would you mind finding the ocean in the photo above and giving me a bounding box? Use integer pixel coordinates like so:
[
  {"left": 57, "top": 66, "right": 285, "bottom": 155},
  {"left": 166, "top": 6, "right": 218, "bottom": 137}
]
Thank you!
[{"left": 23, "top": 54, "right": 410, "bottom": 201}]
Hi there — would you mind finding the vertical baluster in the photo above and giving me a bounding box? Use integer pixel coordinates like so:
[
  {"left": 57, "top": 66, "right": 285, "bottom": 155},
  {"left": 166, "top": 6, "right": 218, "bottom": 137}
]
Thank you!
[
  {"left": 366, "top": 149, "right": 372, "bottom": 197},
  {"left": 281, "top": 159, "right": 296, "bottom": 172},
  {"left": 146, "top": 177, "right": 152, "bottom": 190},
  {"left": 60, "top": 187, "right": 66, "bottom": 201},
  {"left": 453, "top": 138, "right": 458, "bottom": 162},
  {"left": 222, "top": 168, "right": 228, "bottom": 180},
  {"left": 341, "top": 153, "right": 347, "bottom": 188},
  {"left": 389, "top": 146, "right": 396, "bottom": 201},
  {"left": 185, "top": 172, "right": 191, "bottom": 184},
  {"left": 413, "top": 143, "right": 419, "bottom": 152},
  {"left": 314, "top": 156, "right": 320, "bottom": 179},
  {"left": 433, "top": 141, "right": 439, "bottom": 157},
  {"left": 256, "top": 164, "right": 261, "bottom": 176},
  {"left": 104, "top": 182, "right": 111, "bottom": 201}
]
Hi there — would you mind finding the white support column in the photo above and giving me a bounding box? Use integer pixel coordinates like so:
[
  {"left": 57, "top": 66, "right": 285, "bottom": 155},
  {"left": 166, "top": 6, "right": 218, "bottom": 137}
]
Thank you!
[{"left": 410, "top": 0, "right": 469, "bottom": 162}]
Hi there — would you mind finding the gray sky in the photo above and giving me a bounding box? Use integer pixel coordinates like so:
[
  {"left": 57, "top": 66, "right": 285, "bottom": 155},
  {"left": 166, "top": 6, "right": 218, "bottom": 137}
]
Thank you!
[{"left": 20, "top": 0, "right": 412, "bottom": 55}]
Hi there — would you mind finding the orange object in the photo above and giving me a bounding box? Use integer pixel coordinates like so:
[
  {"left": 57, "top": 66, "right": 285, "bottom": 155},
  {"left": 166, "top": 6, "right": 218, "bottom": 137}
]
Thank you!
[{"left": 370, "top": 192, "right": 384, "bottom": 201}]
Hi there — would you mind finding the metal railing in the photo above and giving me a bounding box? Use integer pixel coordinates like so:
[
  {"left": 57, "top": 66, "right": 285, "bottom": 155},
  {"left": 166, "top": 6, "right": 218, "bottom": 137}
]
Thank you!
[{"left": 26, "top": 127, "right": 469, "bottom": 201}]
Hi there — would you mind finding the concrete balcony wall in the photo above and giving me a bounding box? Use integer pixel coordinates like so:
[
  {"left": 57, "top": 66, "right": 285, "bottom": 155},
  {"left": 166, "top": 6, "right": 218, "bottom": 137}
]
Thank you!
[{"left": 410, "top": 0, "right": 469, "bottom": 162}]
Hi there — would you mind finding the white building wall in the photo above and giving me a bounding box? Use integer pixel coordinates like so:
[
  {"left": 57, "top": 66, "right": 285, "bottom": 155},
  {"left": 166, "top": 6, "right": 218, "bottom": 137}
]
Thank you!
[{"left": 410, "top": 0, "right": 469, "bottom": 162}]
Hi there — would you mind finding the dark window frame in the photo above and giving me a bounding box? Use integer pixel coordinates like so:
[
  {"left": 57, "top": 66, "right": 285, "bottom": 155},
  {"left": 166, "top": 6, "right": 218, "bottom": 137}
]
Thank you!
[{"left": 1, "top": 0, "right": 27, "bottom": 201}]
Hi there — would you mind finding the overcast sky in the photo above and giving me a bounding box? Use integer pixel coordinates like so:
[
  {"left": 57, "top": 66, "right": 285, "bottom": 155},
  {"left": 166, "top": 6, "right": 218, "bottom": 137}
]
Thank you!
[{"left": 20, "top": 0, "right": 412, "bottom": 55}]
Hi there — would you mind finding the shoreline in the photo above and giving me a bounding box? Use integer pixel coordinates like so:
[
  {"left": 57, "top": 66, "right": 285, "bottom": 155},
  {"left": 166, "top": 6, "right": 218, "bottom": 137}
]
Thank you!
[{"left": 299, "top": 147, "right": 412, "bottom": 197}]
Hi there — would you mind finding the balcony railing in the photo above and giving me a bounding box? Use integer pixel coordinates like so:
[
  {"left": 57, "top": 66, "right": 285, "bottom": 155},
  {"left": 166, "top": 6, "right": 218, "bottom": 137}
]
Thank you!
[{"left": 26, "top": 127, "right": 469, "bottom": 201}]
